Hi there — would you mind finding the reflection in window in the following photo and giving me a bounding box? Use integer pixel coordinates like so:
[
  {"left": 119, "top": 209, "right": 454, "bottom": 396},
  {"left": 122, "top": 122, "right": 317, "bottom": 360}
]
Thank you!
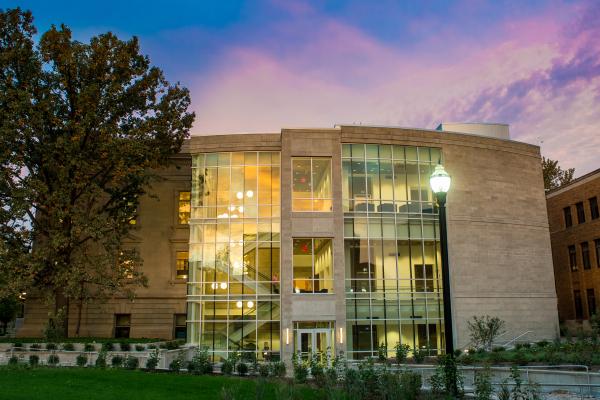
[
  {"left": 293, "top": 238, "right": 334, "bottom": 293},
  {"left": 176, "top": 251, "right": 189, "bottom": 279},
  {"left": 178, "top": 191, "right": 191, "bottom": 224},
  {"left": 292, "top": 157, "right": 332, "bottom": 212}
]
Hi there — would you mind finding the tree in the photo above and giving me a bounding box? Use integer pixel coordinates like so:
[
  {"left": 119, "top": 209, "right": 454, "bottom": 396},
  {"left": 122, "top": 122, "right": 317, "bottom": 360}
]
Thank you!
[
  {"left": 0, "top": 296, "right": 20, "bottom": 335},
  {"left": 542, "top": 156, "right": 575, "bottom": 191},
  {"left": 0, "top": 8, "right": 194, "bottom": 336},
  {"left": 467, "top": 315, "right": 506, "bottom": 351}
]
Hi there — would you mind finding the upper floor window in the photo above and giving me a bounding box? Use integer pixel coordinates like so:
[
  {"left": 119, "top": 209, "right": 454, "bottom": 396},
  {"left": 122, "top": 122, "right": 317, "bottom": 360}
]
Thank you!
[
  {"left": 293, "top": 238, "right": 333, "bottom": 293},
  {"left": 568, "top": 245, "right": 577, "bottom": 271},
  {"left": 590, "top": 197, "right": 599, "bottom": 220},
  {"left": 576, "top": 202, "right": 585, "bottom": 224},
  {"left": 176, "top": 251, "right": 189, "bottom": 279},
  {"left": 292, "top": 158, "right": 332, "bottom": 212},
  {"left": 595, "top": 239, "right": 600, "bottom": 268},
  {"left": 178, "top": 191, "right": 191, "bottom": 224},
  {"left": 563, "top": 206, "right": 572, "bottom": 228},
  {"left": 581, "top": 242, "right": 591, "bottom": 270}
]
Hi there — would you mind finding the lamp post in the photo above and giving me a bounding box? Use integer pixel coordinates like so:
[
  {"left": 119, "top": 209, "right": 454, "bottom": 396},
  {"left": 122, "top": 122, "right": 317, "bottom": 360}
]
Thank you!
[{"left": 429, "top": 164, "right": 454, "bottom": 357}]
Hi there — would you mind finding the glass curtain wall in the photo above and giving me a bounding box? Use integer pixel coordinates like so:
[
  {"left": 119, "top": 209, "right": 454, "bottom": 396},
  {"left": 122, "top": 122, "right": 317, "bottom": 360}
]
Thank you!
[
  {"left": 188, "top": 152, "right": 281, "bottom": 362},
  {"left": 342, "top": 144, "right": 444, "bottom": 359}
]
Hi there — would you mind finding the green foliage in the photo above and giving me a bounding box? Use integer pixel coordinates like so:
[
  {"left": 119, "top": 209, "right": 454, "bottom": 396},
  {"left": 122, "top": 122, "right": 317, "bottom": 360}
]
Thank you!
[
  {"left": 498, "top": 379, "right": 511, "bottom": 400},
  {"left": 63, "top": 343, "right": 75, "bottom": 351},
  {"left": 43, "top": 309, "right": 66, "bottom": 342},
  {"left": 377, "top": 344, "right": 387, "bottom": 362},
  {"left": 188, "top": 347, "right": 213, "bottom": 375},
  {"left": 76, "top": 354, "right": 88, "bottom": 367},
  {"left": 84, "top": 343, "right": 95, "bottom": 352},
  {"left": 429, "top": 354, "right": 464, "bottom": 398},
  {"left": 236, "top": 362, "right": 248, "bottom": 376},
  {"left": 268, "top": 361, "right": 286, "bottom": 378},
  {"left": 0, "top": 297, "right": 19, "bottom": 334},
  {"left": 474, "top": 365, "right": 493, "bottom": 400},
  {"left": 120, "top": 342, "right": 131, "bottom": 352},
  {"left": 29, "top": 354, "right": 39, "bottom": 366},
  {"left": 47, "top": 354, "right": 60, "bottom": 366},
  {"left": 111, "top": 355, "right": 124, "bottom": 368},
  {"left": 221, "top": 358, "right": 235, "bottom": 375},
  {"left": 399, "top": 370, "right": 422, "bottom": 400},
  {"left": 102, "top": 342, "right": 114, "bottom": 351},
  {"left": 258, "top": 363, "right": 270, "bottom": 377},
  {"left": 542, "top": 157, "right": 575, "bottom": 191},
  {"left": 412, "top": 347, "right": 427, "bottom": 363},
  {"left": 395, "top": 343, "right": 410, "bottom": 364},
  {"left": 160, "top": 340, "right": 183, "bottom": 350},
  {"left": 124, "top": 356, "right": 139, "bottom": 370},
  {"left": 29, "top": 343, "right": 42, "bottom": 351},
  {"left": 13, "top": 342, "right": 23, "bottom": 351},
  {"left": 145, "top": 348, "right": 160, "bottom": 371},
  {"left": 467, "top": 315, "right": 506, "bottom": 351},
  {"left": 169, "top": 351, "right": 184, "bottom": 372},
  {"left": 46, "top": 343, "right": 57, "bottom": 350},
  {"left": 95, "top": 351, "right": 108, "bottom": 368},
  {"left": 292, "top": 352, "right": 309, "bottom": 383},
  {"left": 135, "top": 345, "right": 145, "bottom": 351},
  {"left": 0, "top": 8, "right": 193, "bottom": 335},
  {"left": 8, "top": 356, "right": 19, "bottom": 365}
]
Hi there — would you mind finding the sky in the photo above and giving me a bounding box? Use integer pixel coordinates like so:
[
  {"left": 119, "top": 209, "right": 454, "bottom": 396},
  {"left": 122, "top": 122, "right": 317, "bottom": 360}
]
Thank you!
[{"left": 5, "top": 0, "right": 600, "bottom": 176}]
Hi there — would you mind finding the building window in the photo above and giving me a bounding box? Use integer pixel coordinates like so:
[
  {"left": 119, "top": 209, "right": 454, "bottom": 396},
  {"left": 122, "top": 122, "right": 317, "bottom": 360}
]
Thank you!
[
  {"left": 590, "top": 197, "right": 599, "bottom": 220},
  {"left": 178, "top": 191, "right": 191, "bottom": 224},
  {"left": 568, "top": 245, "right": 577, "bottom": 271},
  {"left": 563, "top": 207, "right": 572, "bottom": 228},
  {"left": 293, "top": 238, "right": 333, "bottom": 293},
  {"left": 114, "top": 314, "right": 131, "bottom": 338},
  {"left": 587, "top": 289, "right": 596, "bottom": 318},
  {"left": 576, "top": 202, "right": 585, "bottom": 224},
  {"left": 176, "top": 251, "right": 189, "bottom": 279},
  {"left": 174, "top": 314, "right": 187, "bottom": 339},
  {"left": 582, "top": 242, "right": 591, "bottom": 270},
  {"left": 292, "top": 157, "right": 332, "bottom": 212},
  {"left": 574, "top": 290, "right": 583, "bottom": 319},
  {"left": 596, "top": 239, "right": 600, "bottom": 268}
]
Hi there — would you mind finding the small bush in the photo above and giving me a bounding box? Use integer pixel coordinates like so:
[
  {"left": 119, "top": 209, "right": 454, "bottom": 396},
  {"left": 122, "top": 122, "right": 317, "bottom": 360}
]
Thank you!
[
  {"left": 47, "top": 354, "right": 60, "bottom": 366},
  {"left": 221, "top": 358, "right": 235, "bottom": 375},
  {"left": 135, "top": 344, "right": 145, "bottom": 351},
  {"left": 95, "top": 351, "right": 107, "bottom": 368},
  {"left": 395, "top": 343, "right": 410, "bottom": 364},
  {"left": 84, "top": 343, "right": 95, "bottom": 352},
  {"left": 120, "top": 342, "right": 131, "bottom": 352},
  {"left": 292, "top": 353, "right": 309, "bottom": 383},
  {"left": 29, "top": 355, "right": 39, "bottom": 367},
  {"left": 124, "top": 356, "right": 139, "bottom": 370},
  {"left": 111, "top": 355, "right": 124, "bottom": 368},
  {"left": 269, "top": 361, "right": 286, "bottom": 378},
  {"left": 400, "top": 370, "right": 422, "bottom": 400},
  {"left": 492, "top": 346, "right": 505, "bottom": 352},
  {"left": 102, "top": 342, "right": 114, "bottom": 351},
  {"left": 236, "top": 362, "right": 248, "bottom": 376},
  {"left": 45, "top": 343, "right": 57, "bottom": 350},
  {"left": 188, "top": 347, "right": 212, "bottom": 375},
  {"left": 412, "top": 347, "right": 427, "bottom": 363},
  {"left": 147, "top": 344, "right": 157, "bottom": 350},
  {"left": 8, "top": 356, "right": 19, "bottom": 365},
  {"left": 536, "top": 340, "right": 550, "bottom": 348},
  {"left": 146, "top": 349, "right": 160, "bottom": 371},
  {"left": 474, "top": 365, "right": 493, "bottom": 400},
  {"left": 13, "top": 342, "right": 24, "bottom": 351},
  {"left": 62, "top": 343, "right": 75, "bottom": 351},
  {"left": 169, "top": 351, "right": 184, "bottom": 372},
  {"left": 76, "top": 354, "right": 88, "bottom": 367},
  {"left": 258, "top": 363, "right": 269, "bottom": 377},
  {"left": 29, "top": 343, "right": 42, "bottom": 351}
]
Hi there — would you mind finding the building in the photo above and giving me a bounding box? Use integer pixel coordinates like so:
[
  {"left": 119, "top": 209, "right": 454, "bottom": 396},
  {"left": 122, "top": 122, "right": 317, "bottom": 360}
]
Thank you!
[
  {"left": 546, "top": 168, "right": 600, "bottom": 323},
  {"left": 19, "top": 124, "right": 559, "bottom": 362}
]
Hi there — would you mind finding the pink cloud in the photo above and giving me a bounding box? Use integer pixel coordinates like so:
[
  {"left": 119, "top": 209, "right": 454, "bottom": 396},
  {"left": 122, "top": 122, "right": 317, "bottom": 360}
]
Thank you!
[{"left": 190, "top": 1, "right": 600, "bottom": 176}]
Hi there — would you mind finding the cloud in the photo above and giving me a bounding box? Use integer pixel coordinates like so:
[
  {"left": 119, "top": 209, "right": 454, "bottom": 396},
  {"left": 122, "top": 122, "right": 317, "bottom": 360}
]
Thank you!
[{"left": 190, "top": 1, "right": 600, "bottom": 176}]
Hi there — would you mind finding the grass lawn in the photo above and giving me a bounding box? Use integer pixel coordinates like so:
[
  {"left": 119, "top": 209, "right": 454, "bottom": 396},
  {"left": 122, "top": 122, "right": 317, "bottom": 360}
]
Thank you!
[{"left": 0, "top": 368, "right": 320, "bottom": 400}]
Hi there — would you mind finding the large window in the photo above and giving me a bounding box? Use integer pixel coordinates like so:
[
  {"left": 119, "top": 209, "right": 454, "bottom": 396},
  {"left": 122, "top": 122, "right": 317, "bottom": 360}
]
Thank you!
[
  {"left": 582, "top": 242, "right": 591, "bottom": 270},
  {"left": 176, "top": 251, "right": 189, "bottom": 279},
  {"left": 293, "top": 238, "right": 333, "bottom": 293},
  {"left": 563, "top": 207, "right": 572, "bottom": 228},
  {"left": 178, "top": 191, "right": 191, "bottom": 224},
  {"left": 292, "top": 157, "right": 332, "bottom": 212},
  {"left": 342, "top": 143, "right": 443, "bottom": 359},
  {"left": 568, "top": 245, "right": 577, "bottom": 271},
  {"left": 596, "top": 239, "right": 600, "bottom": 268},
  {"left": 576, "top": 202, "right": 585, "bottom": 224},
  {"left": 114, "top": 314, "right": 131, "bottom": 338},
  {"left": 174, "top": 314, "right": 187, "bottom": 339},
  {"left": 574, "top": 290, "right": 583, "bottom": 319},
  {"left": 587, "top": 289, "right": 596, "bottom": 318},
  {"left": 590, "top": 197, "right": 599, "bottom": 220},
  {"left": 188, "top": 152, "right": 281, "bottom": 362}
]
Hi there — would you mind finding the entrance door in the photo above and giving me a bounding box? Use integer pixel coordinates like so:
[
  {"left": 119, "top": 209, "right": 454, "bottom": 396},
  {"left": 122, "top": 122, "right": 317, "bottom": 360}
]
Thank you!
[{"left": 296, "top": 328, "right": 331, "bottom": 361}]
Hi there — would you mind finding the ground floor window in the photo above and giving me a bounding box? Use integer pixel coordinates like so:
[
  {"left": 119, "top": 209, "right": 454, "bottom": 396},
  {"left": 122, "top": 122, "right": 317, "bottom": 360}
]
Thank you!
[
  {"left": 114, "top": 314, "right": 131, "bottom": 338},
  {"left": 587, "top": 288, "right": 596, "bottom": 318},
  {"left": 574, "top": 290, "right": 583, "bottom": 319},
  {"left": 174, "top": 314, "right": 187, "bottom": 339}
]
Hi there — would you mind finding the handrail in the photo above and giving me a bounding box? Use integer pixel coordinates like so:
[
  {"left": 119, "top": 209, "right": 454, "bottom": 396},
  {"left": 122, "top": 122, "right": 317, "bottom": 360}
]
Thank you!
[{"left": 502, "top": 330, "right": 531, "bottom": 347}]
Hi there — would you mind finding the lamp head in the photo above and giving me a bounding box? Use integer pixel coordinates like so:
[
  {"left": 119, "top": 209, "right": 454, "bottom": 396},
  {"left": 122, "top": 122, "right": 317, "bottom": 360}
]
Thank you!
[{"left": 430, "top": 164, "right": 451, "bottom": 194}]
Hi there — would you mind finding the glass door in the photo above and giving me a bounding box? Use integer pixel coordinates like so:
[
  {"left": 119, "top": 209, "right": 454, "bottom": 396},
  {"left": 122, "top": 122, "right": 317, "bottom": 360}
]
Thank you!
[{"left": 296, "top": 328, "right": 331, "bottom": 362}]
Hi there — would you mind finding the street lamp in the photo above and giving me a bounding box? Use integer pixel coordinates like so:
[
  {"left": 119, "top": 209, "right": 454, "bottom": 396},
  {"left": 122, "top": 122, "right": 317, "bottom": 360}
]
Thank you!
[{"left": 430, "top": 164, "right": 454, "bottom": 357}]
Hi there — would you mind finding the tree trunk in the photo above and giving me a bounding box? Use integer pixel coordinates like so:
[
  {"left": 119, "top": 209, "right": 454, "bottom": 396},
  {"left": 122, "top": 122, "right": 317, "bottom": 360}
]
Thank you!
[
  {"left": 75, "top": 298, "right": 83, "bottom": 337},
  {"left": 54, "top": 290, "right": 69, "bottom": 338}
]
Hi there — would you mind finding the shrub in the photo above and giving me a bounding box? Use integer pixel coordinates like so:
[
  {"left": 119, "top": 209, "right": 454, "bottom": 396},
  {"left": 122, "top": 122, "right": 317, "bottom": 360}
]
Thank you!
[
  {"left": 111, "top": 355, "right": 124, "bottom": 368},
  {"left": 102, "top": 342, "right": 114, "bottom": 351},
  {"left": 95, "top": 351, "right": 107, "bottom": 368},
  {"left": 135, "top": 344, "right": 145, "bottom": 351},
  {"left": 161, "top": 340, "right": 181, "bottom": 350},
  {"left": 236, "top": 361, "right": 248, "bottom": 376},
  {"left": 292, "top": 353, "right": 309, "bottom": 383},
  {"left": 377, "top": 344, "right": 387, "bottom": 362},
  {"left": 429, "top": 354, "right": 464, "bottom": 398},
  {"left": 395, "top": 343, "right": 410, "bottom": 364},
  {"left": 474, "top": 365, "right": 493, "bottom": 400},
  {"left": 124, "top": 356, "right": 139, "bottom": 370},
  {"left": 343, "top": 367, "right": 364, "bottom": 399},
  {"left": 76, "top": 354, "right": 88, "bottom": 367},
  {"left": 62, "top": 343, "right": 75, "bottom": 351},
  {"left": 188, "top": 347, "right": 212, "bottom": 375},
  {"left": 258, "top": 363, "right": 269, "bottom": 377},
  {"left": 400, "top": 370, "right": 422, "bottom": 400},
  {"left": 45, "top": 343, "right": 57, "bottom": 350},
  {"left": 147, "top": 344, "right": 157, "bottom": 350},
  {"left": 120, "top": 342, "right": 131, "bottom": 352},
  {"left": 536, "top": 340, "right": 550, "bottom": 348},
  {"left": 467, "top": 315, "right": 506, "bottom": 351},
  {"left": 13, "top": 342, "right": 24, "bottom": 351},
  {"left": 146, "top": 349, "right": 160, "bottom": 371},
  {"left": 268, "top": 361, "right": 286, "bottom": 378},
  {"left": 29, "top": 354, "right": 39, "bottom": 366},
  {"left": 47, "top": 354, "right": 60, "bottom": 366},
  {"left": 412, "top": 347, "right": 427, "bottom": 363},
  {"left": 169, "top": 351, "right": 184, "bottom": 372},
  {"left": 221, "top": 358, "right": 235, "bottom": 375},
  {"left": 30, "top": 343, "right": 42, "bottom": 351},
  {"left": 492, "top": 346, "right": 505, "bottom": 352},
  {"left": 84, "top": 343, "right": 95, "bottom": 352},
  {"left": 310, "top": 353, "right": 326, "bottom": 387},
  {"left": 8, "top": 356, "right": 19, "bottom": 365}
]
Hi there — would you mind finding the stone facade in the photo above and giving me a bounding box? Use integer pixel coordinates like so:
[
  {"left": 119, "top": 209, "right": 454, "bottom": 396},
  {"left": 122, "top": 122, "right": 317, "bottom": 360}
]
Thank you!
[
  {"left": 19, "top": 125, "right": 559, "bottom": 351},
  {"left": 546, "top": 169, "right": 600, "bottom": 322}
]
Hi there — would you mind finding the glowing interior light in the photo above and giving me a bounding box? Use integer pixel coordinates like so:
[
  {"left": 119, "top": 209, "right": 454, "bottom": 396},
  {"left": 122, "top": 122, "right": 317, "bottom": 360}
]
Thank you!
[
  {"left": 285, "top": 328, "right": 290, "bottom": 345},
  {"left": 247, "top": 301, "right": 254, "bottom": 308},
  {"left": 229, "top": 205, "right": 236, "bottom": 211},
  {"left": 211, "top": 283, "right": 217, "bottom": 289},
  {"left": 236, "top": 301, "right": 243, "bottom": 309},
  {"left": 220, "top": 282, "right": 228, "bottom": 290},
  {"left": 230, "top": 214, "right": 238, "bottom": 219},
  {"left": 294, "top": 287, "right": 300, "bottom": 294},
  {"left": 238, "top": 206, "right": 244, "bottom": 213},
  {"left": 236, "top": 192, "right": 244, "bottom": 199},
  {"left": 246, "top": 190, "right": 254, "bottom": 198}
]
